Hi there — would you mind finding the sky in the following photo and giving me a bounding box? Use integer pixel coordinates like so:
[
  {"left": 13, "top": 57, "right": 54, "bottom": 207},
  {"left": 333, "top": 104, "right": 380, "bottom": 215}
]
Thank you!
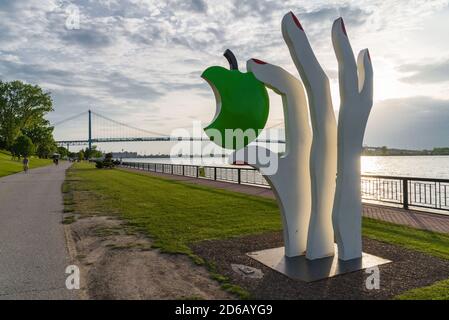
[{"left": 1, "top": 0, "right": 449, "bottom": 153}]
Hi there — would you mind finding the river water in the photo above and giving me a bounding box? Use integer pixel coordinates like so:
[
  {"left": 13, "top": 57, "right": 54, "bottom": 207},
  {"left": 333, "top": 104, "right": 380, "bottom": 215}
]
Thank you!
[{"left": 121, "top": 156, "right": 449, "bottom": 179}]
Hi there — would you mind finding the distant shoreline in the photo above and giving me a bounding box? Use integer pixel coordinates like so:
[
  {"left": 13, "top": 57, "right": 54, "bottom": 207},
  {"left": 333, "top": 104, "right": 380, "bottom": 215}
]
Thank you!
[
  {"left": 115, "top": 154, "right": 449, "bottom": 159},
  {"left": 110, "top": 147, "right": 449, "bottom": 159},
  {"left": 362, "top": 146, "right": 449, "bottom": 157}
]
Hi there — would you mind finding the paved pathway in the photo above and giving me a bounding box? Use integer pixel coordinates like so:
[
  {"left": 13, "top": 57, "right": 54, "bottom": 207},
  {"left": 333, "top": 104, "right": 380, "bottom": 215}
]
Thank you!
[
  {"left": 121, "top": 167, "right": 449, "bottom": 235},
  {"left": 0, "top": 162, "right": 77, "bottom": 299}
]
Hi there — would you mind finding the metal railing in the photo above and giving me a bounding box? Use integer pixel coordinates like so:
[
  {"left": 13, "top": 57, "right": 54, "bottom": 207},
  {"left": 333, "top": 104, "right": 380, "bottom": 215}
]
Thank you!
[
  {"left": 361, "top": 175, "right": 449, "bottom": 211},
  {"left": 120, "top": 161, "right": 449, "bottom": 213}
]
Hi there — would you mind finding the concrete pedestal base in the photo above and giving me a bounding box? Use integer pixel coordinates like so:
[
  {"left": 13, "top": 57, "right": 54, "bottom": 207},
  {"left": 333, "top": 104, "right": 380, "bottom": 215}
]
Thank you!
[{"left": 247, "top": 245, "right": 391, "bottom": 282}]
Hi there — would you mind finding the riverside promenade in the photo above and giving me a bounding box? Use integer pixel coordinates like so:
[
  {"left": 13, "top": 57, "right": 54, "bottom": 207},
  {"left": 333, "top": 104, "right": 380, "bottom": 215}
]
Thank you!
[
  {"left": 0, "top": 162, "right": 77, "bottom": 299},
  {"left": 120, "top": 167, "right": 449, "bottom": 235}
]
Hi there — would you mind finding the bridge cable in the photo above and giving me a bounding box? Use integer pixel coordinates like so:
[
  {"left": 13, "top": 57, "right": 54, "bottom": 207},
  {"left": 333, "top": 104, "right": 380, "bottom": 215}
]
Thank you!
[
  {"left": 90, "top": 111, "right": 170, "bottom": 137},
  {"left": 51, "top": 110, "right": 87, "bottom": 127}
]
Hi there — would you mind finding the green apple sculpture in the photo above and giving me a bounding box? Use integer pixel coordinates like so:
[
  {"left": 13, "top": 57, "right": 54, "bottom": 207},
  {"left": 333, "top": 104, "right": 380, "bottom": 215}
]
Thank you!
[{"left": 202, "top": 49, "right": 269, "bottom": 150}]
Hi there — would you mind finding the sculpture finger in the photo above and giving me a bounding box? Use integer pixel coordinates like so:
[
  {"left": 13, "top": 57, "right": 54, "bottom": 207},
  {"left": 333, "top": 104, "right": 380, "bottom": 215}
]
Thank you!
[
  {"left": 247, "top": 58, "right": 311, "bottom": 158},
  {"left": 246, "top": 58, "right": 304, "bottom": 95},
  {"left": 332, "top": 17, "right": 358, "bottom": 100},
  {"left": 357, "top": 49, "right": 373, "bottom": 103},
  {"left": 281, "top": 11, "right": 327, "bottom": 89}
]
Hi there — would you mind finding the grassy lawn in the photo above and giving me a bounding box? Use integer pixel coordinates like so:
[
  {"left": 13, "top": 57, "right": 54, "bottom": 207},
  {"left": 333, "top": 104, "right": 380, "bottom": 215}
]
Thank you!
[
  {"left": 395, "top": 278, "right": 449, "bottom": 300},
  {"left": 66, "top": 162, "right": 281, "bottom": 255},
  {"left": 0, "top": 149, "right": 53, "bottom": 178},
  {"left": 66, "top": 162, "right": 449, "bottom": 299},
  {"left": 363, "top": 218, "right": 449, "bottom": 261}
]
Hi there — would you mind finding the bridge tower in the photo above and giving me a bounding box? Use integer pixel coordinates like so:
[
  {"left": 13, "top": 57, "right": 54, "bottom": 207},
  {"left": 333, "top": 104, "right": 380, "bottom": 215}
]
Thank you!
[{"left": 88, "top": 109, "right": 92, "bottom": 152}]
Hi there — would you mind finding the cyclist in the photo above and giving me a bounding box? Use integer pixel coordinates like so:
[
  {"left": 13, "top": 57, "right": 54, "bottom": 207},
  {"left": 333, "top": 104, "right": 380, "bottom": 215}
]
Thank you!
[{"left": 23, "top": 156, "right": 29, "bottom": 173}]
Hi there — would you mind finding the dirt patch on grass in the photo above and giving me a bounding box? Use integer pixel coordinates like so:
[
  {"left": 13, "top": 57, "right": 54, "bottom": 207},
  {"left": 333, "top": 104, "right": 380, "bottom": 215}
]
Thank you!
[
  {"left": 192, "top": 232, "right": 449, "bottom": 299},
  {"left": 65, "top": 215, "right": 233, "bottom": 300}
]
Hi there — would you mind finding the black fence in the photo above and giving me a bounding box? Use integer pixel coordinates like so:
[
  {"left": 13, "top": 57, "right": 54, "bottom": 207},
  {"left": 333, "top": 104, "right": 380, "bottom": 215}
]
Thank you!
[
  {"left": 361, "top": 175, "right": 449, "bottom": 211},
  {"left": 120, "top": 162, "right": 449, "bottom": 213}
]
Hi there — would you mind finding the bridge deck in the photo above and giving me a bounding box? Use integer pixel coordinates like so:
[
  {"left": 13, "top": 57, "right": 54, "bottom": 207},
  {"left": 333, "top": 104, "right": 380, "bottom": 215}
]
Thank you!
[{"left": 119, "top": 167, "right": 449, "bottom": 235}]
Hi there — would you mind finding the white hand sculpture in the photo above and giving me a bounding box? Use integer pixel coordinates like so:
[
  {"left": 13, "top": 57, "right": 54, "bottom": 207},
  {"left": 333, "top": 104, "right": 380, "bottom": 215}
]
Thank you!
[
  {"left": 231, "top": 13, "right": 373, "bottom": 261},
  {"left": 237, "top": 60, "right": 312, "bottom": 257},
  {"left": 332, "top": 18, "right": 373, "bottom": 261},
  {"left": 282, "top": 12, "right": 337, "bottom": 260}
]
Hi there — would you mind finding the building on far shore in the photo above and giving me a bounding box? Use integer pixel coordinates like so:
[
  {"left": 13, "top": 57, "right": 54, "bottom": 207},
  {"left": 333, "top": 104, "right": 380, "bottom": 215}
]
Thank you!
[{"left": 111, "top": 151, "right": 138, "bottom": 159}]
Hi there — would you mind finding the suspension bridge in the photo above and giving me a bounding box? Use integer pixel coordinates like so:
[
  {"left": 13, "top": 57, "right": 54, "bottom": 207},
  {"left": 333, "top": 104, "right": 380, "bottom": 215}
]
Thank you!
[{"left": 53, "top": 110, "right": 285, "bottom": 151}]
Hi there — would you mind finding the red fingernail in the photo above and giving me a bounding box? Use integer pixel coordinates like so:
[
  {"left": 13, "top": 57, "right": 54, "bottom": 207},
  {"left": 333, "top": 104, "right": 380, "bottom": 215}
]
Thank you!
[
  {"left": 290, "top": 12, "right": 304, "bottom": 31},
  {"left": 252, "top": 58, "right": 267, "bottom": 65},
  {"left": 340, "top": 17, "right": 347, "bottom": 36}
]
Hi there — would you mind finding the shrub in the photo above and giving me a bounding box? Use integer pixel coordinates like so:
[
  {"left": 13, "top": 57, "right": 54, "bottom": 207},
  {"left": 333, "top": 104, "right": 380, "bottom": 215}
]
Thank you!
[{"left": 95, "top": 153, "right": 115, "bottom": 169}]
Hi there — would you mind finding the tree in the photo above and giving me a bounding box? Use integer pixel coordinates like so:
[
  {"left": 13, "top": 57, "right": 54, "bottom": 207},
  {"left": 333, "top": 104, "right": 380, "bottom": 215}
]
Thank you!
[
  {"left": 10, "top": 141, "right": 20, "bottom": 159},
  {"left": 78, "top": 150, "right": 84, "bottom": 161},
  {"left": 0, "top": 80, "right": 53, "bottom": 150},
  {"left": 432, "top": 147, "right": 449, "bottom": 155},
  {"left": 12, "top": 135, "right": 35, "bottom": 157},
  {"left": 83, "top": 146, "right": 103, "bottom": 159},
  {"left": 22, "top": 118, "right": 56, "bottom": 158},
  {"left": 36, "top": 142, "right": 55, "bottom": 159},
  {"left": 57, "top": 146, "right": 69, "bottom": 158},
  {"left": 96, "top": 152, "right": 115, "bottom": 169}
]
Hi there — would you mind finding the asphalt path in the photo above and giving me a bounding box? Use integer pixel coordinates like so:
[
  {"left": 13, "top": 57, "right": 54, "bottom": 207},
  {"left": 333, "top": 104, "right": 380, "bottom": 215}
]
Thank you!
[{"left": 0, "top": 162, "right": 77, "bottom": 299}]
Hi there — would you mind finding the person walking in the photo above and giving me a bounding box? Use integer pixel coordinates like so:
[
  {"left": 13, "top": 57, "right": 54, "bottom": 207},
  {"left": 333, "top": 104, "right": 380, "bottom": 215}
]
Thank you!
[{"left": 23, "top": 156, "right": 29, "bottom": 173}]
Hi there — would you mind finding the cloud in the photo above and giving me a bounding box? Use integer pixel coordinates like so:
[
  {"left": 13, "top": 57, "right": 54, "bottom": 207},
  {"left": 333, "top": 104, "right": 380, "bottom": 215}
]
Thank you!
[
  {"left": 0, "top": 59, "right": 76, "bottom": 86},
  {"left": 1, "top": 0, "right": 449, "bottom": 152},
  {"left": 59, "top": 28, "right": 113, "bottom": 48},
  {"left": 231, "top": 0, "right": 286, "bottom": 18},
  {"left": 0, "top": 58, "right": 161, "bottom": 101},
  {"left": 0, "top": 1, "right": 25, "bottom": 11},
  {"left": 95, "top": 72, "right": 162, "bottom": 102},
  {"left": 399, "top": 59, "right": 449, "bottom": 84},
  {"left": 302, "top": 5, "right": 370, "bottom": 27},
  {"left": 364, "top": 96, "right": 449, "bottom": 149},
  {"left": 177, "top": 0, "right": 208, "bottom": 13}
]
